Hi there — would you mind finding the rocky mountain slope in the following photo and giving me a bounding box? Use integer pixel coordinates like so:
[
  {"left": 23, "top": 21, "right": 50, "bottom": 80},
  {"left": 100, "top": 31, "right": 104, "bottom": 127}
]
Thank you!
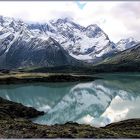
[
  {"left": 28, "top": 18, "right": 117, "bottom": 62},
  {"left": 0, "top": 15, "right": 138, "bottom": 69},
  {"left": 116, "top": 37, "right": 137, "bottom": 51},
  {"left": 0, "top": 16, "right": 83, "bottom": 69},
  {"left": 93, "top": 43, "right": 140, "bottom": 72},
  {"left": 27, "top": 18, "right": 138, "bottom": 62}
]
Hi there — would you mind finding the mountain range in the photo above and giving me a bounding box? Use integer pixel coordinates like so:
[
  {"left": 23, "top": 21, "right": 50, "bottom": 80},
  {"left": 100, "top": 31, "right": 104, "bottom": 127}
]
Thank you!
[{"left": 0, "top": 15, "right": 139, "bottom": 71}]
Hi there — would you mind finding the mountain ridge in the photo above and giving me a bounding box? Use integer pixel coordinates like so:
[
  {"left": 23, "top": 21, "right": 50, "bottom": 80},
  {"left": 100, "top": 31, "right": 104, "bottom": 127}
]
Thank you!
[{"left": 0, "top": 15, "right": 139, "bottom": 70}]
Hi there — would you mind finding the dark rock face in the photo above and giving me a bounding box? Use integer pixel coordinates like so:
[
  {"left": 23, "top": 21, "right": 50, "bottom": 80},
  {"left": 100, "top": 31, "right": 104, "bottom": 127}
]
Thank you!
[
  {"left": 0, "top": 15, "right": 83, "bottom": 70},
  {"left": 1, "top": 36, "right": 81, "bottom": 69},
  {"left": 0, "top": 97, "right": 44, "bottom": 119}
]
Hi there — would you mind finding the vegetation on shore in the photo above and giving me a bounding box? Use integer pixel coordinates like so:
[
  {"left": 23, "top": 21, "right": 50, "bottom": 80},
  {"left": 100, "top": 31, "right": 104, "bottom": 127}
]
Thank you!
[
  {"left": 0, "top": 97, "right": 140, "bottom": 138},
  {"left": 0, "top": 72, "right": 100, "bottom": 84}
]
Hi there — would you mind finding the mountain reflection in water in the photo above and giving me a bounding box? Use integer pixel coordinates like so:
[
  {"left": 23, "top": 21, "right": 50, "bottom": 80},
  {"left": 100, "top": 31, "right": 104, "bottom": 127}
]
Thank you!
[{"left": 0, "top": 73, "right": 140, "bottom": 127}]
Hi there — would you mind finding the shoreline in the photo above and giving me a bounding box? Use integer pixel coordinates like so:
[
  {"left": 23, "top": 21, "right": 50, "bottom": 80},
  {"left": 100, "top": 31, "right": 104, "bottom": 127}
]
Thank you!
[
  {"left": 0, "top": 97, "right": 140, "bottom": 138},
  {"left": 0, "top": 72, "right": 100, "bottom": 84}
]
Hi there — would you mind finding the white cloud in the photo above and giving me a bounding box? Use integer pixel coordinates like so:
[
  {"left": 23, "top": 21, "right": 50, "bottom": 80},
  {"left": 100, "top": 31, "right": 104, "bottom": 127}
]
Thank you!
[{"left": 0, "top": 1, "right": 140, "bottom": 42}]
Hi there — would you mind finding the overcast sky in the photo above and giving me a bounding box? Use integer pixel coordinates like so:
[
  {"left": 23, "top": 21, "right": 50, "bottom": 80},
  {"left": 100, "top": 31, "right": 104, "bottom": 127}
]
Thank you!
[{"left": 0, "top": 1, "right": 139, "bottom": 42}]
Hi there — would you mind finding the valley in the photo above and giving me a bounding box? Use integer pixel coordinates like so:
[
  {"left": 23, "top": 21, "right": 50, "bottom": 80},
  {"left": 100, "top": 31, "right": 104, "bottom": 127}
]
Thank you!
[{"left": 0, "top": 15, "right": 140, "bottom": 139}]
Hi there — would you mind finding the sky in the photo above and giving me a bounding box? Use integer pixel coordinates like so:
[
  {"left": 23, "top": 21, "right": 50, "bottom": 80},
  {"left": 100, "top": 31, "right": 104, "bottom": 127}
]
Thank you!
[{"left": 0, "top": 1, "right": 140, "bottom": 42}]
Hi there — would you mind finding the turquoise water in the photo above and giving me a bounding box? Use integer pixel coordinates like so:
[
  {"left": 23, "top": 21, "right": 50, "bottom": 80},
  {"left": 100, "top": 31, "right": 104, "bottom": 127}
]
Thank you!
[{"left": 0, "top": 73, "right": 140, "bottom": 127}]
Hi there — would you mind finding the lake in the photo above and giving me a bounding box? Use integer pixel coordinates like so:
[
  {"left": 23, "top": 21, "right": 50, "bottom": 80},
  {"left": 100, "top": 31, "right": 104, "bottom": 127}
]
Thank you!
[{"left": 0, "top": 73, "right": 140, "bottom": 127}]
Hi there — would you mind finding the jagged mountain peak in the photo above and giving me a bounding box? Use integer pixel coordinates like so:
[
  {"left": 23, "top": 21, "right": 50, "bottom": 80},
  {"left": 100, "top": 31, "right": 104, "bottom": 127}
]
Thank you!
[
  {"left": 0, "top": 16, "right": 117, "bottom": 63},
  {"left": 0, "top": 16, "right": 84, "bottom": 69},
  {"left": 116, "top": 37, "right": 138, "bottom": 51},
  {"left": 118, "top": 37, "right": 137, "bottom": 43},
  {"left": 49, "top": 17, "right": 84, "bottom": 31},
  {"left": 0, "top": 15, "right": 24, "bottom": 27},
  {"left": 50, "top": 17, "right": 74, "bottom": 24},
  {"left": 84, "top": 24, "right": 109, "bottom": 40},
  {"left": 86, "top": 24, "right": 100, "bottom": 30},
  {"left": 0, "top": 15, "right": 139, "bottom": 69}
]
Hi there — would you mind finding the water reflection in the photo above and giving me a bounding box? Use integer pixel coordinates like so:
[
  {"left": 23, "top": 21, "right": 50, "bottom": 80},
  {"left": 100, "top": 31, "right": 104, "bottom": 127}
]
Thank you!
[
  {"left": 0, "top": 73, "right": 140, "bottom": 127},
  {"left": 0, "top": 83, "right": 75, "bottom": 112}
]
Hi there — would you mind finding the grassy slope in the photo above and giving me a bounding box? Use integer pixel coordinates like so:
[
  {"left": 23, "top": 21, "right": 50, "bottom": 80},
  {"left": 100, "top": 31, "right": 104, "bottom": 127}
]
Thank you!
[{"left": 91, "top": 43, "right": 140, "bottom": 72}]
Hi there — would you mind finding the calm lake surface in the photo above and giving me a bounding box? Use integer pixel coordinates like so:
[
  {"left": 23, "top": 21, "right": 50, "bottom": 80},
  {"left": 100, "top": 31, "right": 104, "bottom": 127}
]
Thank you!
[{"left": 0, "top": 73, "right": 140, "bottom": 127}]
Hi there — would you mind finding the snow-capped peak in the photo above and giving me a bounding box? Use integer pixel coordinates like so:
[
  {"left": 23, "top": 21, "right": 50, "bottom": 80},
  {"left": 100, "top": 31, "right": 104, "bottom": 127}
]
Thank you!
[
  {"left": 51, "top": 17, "right": 74, "bottom": 24},
  {"left": 116, "top": 37, "right": 138, "bottom": 51},
  {"left": 0, "top": 15, "right": 138, "bottom": 64},
  {"left": 0, "top": 16, "right": 116, "bottom": 62},
  {"left": 86, "top": 24, "right": 100, "bottom": 31}
]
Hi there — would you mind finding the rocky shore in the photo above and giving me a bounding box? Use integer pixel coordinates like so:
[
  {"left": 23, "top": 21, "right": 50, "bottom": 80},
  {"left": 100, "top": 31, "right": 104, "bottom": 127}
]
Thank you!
[{"left": 0, "top": 97, "right": 140, "bottom": 138}]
